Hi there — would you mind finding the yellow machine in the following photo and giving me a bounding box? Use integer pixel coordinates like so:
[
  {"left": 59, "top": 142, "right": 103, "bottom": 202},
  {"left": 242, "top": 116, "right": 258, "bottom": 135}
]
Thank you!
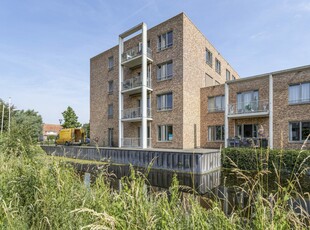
[{"left": 55, "top": 128, "right": 85, "bottom": 145}]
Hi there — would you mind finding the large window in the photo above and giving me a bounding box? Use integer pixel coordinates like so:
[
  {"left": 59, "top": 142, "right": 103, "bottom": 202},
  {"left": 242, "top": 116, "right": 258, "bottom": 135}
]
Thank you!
[
  {"left": 215, "top": 58, "right": 221, "bottom": 74},
  {"left": 157, "top": 61, "right": 173, "bottom": 81},
  {"left": 226, "top": 69, "right": 231, "bottom": 81},
  {"left": 108, "top": 80, "right": 113, "bottom": 94},
  {"left": 208, "top": 95, "right": 225, "bottom": 112},
  {"left": 158, "top": 31, "right": 173, "bottom": 51},
  {"left": 237, "top": 90, "right": 259, "bottom": 113},
  {"left": 206, "top": 48, "right": 213, "bottom": 67},
  {"left": 208, "top": 126, "right": 225, "bottom": 141},
  {"left": 289, "top": 82, "right": 310, "bottom": 104},
  {"left": 108, "top": 104, "right": 113, "bottom": 119},
  {"left": 158, "top": 125, "right": 173, "bottom": 141},
  {"left": 289, "top": 121, "right": 310, "bottom": 141},
  {"left": 108, "top": 56, "right": 114, "bottom": 70},
  {"left": 157, "top": 93, "right": 173, "bottom": 111}
]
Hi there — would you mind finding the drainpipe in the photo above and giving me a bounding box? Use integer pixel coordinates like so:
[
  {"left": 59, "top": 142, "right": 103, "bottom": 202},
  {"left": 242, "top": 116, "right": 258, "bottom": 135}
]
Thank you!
[
  {"left": 269, "top": 74, "right": 273, "bottom": 149},
  {"left": 224, "top": 83, "right": 229, "bottom": 148}
]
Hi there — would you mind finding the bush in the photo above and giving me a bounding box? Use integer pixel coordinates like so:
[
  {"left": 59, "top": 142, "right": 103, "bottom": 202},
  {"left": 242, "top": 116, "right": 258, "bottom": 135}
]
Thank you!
[{"left": 222, "top": 148, "right": 310, "bottom": 172}]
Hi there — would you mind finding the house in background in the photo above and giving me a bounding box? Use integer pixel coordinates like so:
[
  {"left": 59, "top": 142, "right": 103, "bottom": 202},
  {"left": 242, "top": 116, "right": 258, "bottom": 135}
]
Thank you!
[
  {"left": 90, "top": 12, "right": 239, "bottom": 149},
  {"left": 41, "top": 124, "right": 62, "bottom": 141},
  {"left": 201, "top": 65, "right": 310, "bottom": 150}
]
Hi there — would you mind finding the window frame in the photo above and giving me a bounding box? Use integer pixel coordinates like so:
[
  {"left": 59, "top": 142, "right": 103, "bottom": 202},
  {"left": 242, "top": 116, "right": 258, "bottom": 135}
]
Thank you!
[
  {"left": 157, "top": 92, "right": 173, "bottom": 111},
  {"left": 108, "top": 56, "right": 114, "bottom": 70},
  {"left": 108, "top": 80, "right": 113, "bottom": 94},
  {"left": 157, "top": 61, "right": 173, "bottom": 81},
  {"left": 208, "top": 95, "right": 225, "bottom": 112},
  {"left": 108, "top": 104, "right": 113, "bottom": 119},
  {"left": 206, "top": 48, "right": 213, "bottom": 67},
  {"left": 208, "top": 125, "right": 225, "bottom": 141},
  {"left": 288, "top": 82, "right": 310, "bottom": 105},
  {"left": 215, "top": 58, "right": 221, "bottom": 75},
  {"left": 226, "top": 69, "right": 231, "bottom": 81},
  {"left": 157, "top": 31, "right": 173, "bottom": 51},
  {"left": 158, "top": 125, "right": 173, "bottom": 142},
  {"left": 289, "top": 121, "right": 310, "bottom": 142}
]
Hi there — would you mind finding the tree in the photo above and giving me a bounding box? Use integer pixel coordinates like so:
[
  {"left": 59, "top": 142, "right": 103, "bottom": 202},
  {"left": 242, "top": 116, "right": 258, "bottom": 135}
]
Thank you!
[
  {"left": 13, "top": 110, "right": 43, "bottom": 141},
  {"left": 61, "top": 106, "right": 81, "bottom": 128},
  {"left": 82, "top": 123, "right": 90, "bottom": 138}
]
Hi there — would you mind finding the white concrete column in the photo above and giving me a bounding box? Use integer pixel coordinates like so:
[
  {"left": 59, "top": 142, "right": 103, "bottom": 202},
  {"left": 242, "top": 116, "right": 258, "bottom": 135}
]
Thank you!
[
  {"left": 269, "top": 74, "right": 273, "bottom": 149},
  {"left": 118, "top": 36, "right": 124, "bottom": 148},
  {"left": 224, "top": 83, "right": 229, "bottom": 148},
  {"left": 141, "top": 23, "right": 148, "bottom": 149}
]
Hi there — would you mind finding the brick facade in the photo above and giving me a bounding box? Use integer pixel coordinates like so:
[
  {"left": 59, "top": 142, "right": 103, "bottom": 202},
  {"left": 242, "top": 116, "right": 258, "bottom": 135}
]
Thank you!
[{"left": 90, "top": 13, "right": 239, "bottom": 149}]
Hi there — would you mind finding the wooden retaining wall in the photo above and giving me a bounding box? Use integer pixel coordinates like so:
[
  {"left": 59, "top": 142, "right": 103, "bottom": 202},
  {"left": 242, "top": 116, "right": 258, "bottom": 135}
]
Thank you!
[{"left": 41, "top": 146, "right": 221, "bottom": 174}]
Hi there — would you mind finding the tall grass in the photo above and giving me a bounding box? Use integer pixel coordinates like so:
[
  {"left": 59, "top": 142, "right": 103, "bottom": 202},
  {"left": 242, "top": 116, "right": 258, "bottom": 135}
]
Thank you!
[{"left": 0, "top": 129, "right": 309, "bottom": 229}]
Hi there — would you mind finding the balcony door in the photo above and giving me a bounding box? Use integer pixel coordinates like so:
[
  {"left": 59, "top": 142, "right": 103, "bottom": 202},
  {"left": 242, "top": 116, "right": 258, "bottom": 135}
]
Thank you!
[{"left": 236, "top": 124, "right": 258, "bottom": 138}]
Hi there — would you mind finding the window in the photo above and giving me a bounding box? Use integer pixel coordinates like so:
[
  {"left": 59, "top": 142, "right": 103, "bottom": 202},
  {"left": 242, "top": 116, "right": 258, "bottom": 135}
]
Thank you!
[
  {"left": 206, "top": 48, "right": 213, "bottom": 66},
  {"left": 226, "top": 69, "right": 231, "bottom": 81},
  {"left": 158, "top": 125, "right": 173, "bottom": 141},
  {"left": 108, "top": 81, "right": 113, "bottom": 94},
  {"left": 236, "top": 124, "right": 258, "bottom": 138},
  {"left": 208, "top": 126, "right": 225, "bottom": 141},
  {"left": 289, "top": 121, "right": 310, "bottom": 141},
  {"left": 158, "top": 31, "right": 173, "bottom": 51},
  {"left": 157, "top": 93, "right": 173, "bottom": 111},
  {"left": 147, "top": 40, "right": 150, "bottom": 48},
  {"left": 108, "top": 56, "right": 114, "bottom": 70},
  {"left": 237, "top": 90, "right": 259, "bottom": 113},
  {"left": 157, "top": 61, "right": 173, "bottom": 81},
  {"left": 232, "top": 75, "right": 236, "bottom": 80},
  {"left": 215, "top": 58, "right": 221, "bottom": 74},
  {"left": 108, "top": 104, "right": 113, "bottom": 119},
  {"left": 208, "top": 95, "right": 225, "bottom": 112},
  {"left": 289, "top": 82, "right": 310, "bottom": 104}
]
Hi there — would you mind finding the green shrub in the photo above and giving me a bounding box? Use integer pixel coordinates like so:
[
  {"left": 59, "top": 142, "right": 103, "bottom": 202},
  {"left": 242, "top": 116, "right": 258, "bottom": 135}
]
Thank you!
[{"left": 222, "top": 148, "right": 310, "bottom": 172}]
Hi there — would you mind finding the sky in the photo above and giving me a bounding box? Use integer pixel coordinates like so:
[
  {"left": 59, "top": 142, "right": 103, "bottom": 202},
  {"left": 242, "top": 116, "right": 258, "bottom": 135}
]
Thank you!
[{"left": 0, "top": 0, "right": 309, "bottom": 124}]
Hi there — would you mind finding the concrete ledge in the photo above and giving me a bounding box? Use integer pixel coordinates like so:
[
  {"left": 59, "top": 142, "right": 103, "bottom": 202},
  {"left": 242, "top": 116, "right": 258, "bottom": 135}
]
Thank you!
[{"left": 41, "top": 146, "right": 221, "bottom": 174}]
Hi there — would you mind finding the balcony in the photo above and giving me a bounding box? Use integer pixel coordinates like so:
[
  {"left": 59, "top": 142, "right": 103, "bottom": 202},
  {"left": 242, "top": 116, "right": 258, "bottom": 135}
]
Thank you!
[
  {"left": 121, "top": 46, "right": 153, "bottom": 68},
  {"left": 228, "top": 99, "right": 269, "bottom": 118},
  {"left": 228, "top": 137, "right": 269, "bottom": 148},
  {"left": 121, "top": 107, "right": 152, "bottom": 121},
  {"left": 121, "top": 138, "right": 152, "bottom": 148},
  {"left": 122, "top": 75, "right": 152, "bottom": 93}
]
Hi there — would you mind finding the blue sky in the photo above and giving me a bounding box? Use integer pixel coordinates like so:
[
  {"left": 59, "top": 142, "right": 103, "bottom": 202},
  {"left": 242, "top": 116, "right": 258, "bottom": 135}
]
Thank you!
[{"left": 0, "top": 0, "right": 309, "bottom": 124}]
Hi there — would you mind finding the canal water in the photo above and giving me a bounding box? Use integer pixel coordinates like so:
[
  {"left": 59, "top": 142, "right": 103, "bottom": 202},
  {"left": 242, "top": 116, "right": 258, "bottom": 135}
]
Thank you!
[{"left": 76, "top": 163, "right": 310, "bottom": 216}]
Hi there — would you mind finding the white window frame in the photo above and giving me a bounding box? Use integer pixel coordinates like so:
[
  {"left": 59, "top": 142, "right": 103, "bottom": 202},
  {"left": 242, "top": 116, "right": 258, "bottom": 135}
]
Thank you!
[
  {"left": 157, "top": 93, "right": 173, "bottom": 111},
  {"left": 208, "top": 95, "right": 225, "bottom": 112},
  {"left": 226, "top": 69, "right": 231, "bottom": 81},
  {"left": 215, "top": 58, "right": 221, "bottom": 75},
  {"left": 157, "top": 31, "right": 173, "bottom": 51},
  {"left": 208, "top": 125, "right": 225, "bottom": 141},
  {"left": 206, "top": 48, "right": 213, "bottom": 67},
  {"left": 289, "top": 121, "right": 310, "bottom": 142},
  {"left": 157, "top": 61, "right": 173, "bottom": 81},
  {"left": 288, "top": 82, "right": 310, "bottom": 104},
  {"left": 158, "top": 125, "right": 173, "bottom": 141}
]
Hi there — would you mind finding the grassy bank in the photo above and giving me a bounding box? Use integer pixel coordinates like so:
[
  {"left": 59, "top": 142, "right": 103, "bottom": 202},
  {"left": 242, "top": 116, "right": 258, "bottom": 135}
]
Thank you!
[{"left": 0, "top": 133, "right": 309, "bottom": 229}]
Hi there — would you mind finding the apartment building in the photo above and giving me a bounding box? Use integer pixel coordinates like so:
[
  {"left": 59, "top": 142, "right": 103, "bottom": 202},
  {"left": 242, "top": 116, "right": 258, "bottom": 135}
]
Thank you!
[
  {"left": 90, "top": 13, "right": 239, "bottom": 149},
  {"left": 201, "top": 65, "right": 310, "bottom": 150}
]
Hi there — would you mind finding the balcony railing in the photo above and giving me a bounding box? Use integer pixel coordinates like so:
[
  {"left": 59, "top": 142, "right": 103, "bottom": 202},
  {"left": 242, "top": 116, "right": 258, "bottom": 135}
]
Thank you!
[
  {"left": 121, "top": 46, "right": 152, "bottom": 63},
  {"left": 122, "top": 107, "right": 152, "bottom": 119},
  {"left": 228, "top": 99, "right": 269, "bottom": 115},
  {"left": 122, "top": 76, "right": 151, "bottom": 91},
  {"left": 228, "top": 137, "right": 269, "bottom": 148},
  {"left": 122, "top": 138, "right": 152, "bottom": 148}
]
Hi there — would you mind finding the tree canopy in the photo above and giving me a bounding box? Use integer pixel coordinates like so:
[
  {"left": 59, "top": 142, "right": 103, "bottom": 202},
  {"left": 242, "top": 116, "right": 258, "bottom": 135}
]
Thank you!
[{"left": 61, "top": 106, "right": 81, "bottom": 128}]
